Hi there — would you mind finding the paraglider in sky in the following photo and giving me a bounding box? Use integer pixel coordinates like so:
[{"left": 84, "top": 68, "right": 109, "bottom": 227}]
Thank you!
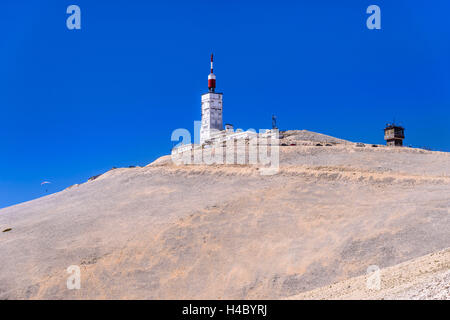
[{"left": 41, "top": 181, "right": 51, "bottom": 193}]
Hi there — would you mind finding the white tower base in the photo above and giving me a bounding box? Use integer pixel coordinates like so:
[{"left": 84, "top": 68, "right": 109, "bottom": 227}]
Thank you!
[{"left": 200, "top": 92, "right": 223, "bottom": 144}]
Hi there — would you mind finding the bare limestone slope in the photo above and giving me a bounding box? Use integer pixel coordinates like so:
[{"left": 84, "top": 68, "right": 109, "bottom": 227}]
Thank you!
[
  {"left": 0, "top": 130, "right": 449, "bottom": 299},
  {"left": 288, "top": 247, "right": 450, "bottom": 299}
]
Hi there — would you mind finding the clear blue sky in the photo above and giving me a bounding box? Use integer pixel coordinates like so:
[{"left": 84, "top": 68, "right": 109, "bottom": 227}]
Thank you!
[{"left": 1, "top": 0, "right": 449, "bottom": 208}]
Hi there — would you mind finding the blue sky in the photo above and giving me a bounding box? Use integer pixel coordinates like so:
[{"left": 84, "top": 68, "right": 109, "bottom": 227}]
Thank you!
[{"left": 0, "top": 0, "right": 449, "bottom": 208}]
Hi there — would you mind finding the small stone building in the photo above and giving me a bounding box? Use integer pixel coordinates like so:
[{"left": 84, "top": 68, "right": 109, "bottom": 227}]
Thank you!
[{"left": 384, "top": 124, "right": 405, "bottom": 147}]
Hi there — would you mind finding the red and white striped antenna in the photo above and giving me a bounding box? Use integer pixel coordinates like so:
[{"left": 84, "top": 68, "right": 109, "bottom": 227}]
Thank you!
[
  {"left": 208, "top": 53, "right": 216, "bottom": 92},
  {"left": 210, "top": 53, "right": 214, "bottom": 73}
]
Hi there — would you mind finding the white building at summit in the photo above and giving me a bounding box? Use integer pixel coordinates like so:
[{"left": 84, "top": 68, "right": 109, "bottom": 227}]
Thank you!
[
  {"left": 172, "top": 53, "right": 278, "bottom": 156},
  {"left": 200, "top": 54, "right": 223, "bottom": 144}
]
